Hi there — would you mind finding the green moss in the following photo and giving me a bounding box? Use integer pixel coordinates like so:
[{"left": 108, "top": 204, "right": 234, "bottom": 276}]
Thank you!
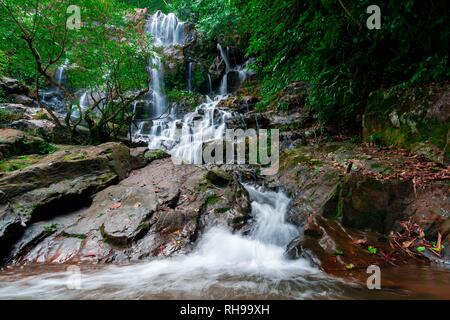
[
  {"left": 63, "top": 153, "right": 87, "bottom": 161},
  {"left": 44, "top": 223, "right": 58, "bottom": 235},
  {"left": 62, "top": 233, "right": 87, "bottom": 240},
  {"left": 0, "top": 108, "right": 23, "bottom": 122},
  {"left": 214, "top": 207, "right": 231, "bottom": 214},
  {"left": 0, "top": 155, "right": 41, "bottom": 172},
  {"left": 206, "top": 194, "right": 220, "bottom": 206}
]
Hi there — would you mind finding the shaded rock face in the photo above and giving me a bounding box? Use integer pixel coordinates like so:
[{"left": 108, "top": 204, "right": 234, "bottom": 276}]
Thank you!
[
  {"left": 363, "top": 83, "right": 450, "bottom": 164},
  {"left": 10, "top": 120, "right": 56, "bottom": 137},
  {"left": 0, "top": 129, "right": 51, "bottom": 160},
  {"left": 1, "top": 156, "right": 251, "bottom": 265},
  {"left": 268, "top": 142, "right": 450, "bottom": 273},
  {"left": 0, "top": 142, "right": 154, "bottom": 263},
  {"left": 0, "top": 104, "right": 39, "bottom": 122},
  {"left": 0, "top": 77, "right": 28, "bottom": 95},
  {"left": 336, "top": 174, "right": 413, "bottom": 234},
  {"left": 276, "top": 81, "right": 309, "bottom": 111}
]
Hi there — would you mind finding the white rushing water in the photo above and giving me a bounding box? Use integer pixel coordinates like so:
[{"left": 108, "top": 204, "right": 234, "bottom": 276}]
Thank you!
[{"left": 0, "top": 185, "right": 325, "bottom": 299}]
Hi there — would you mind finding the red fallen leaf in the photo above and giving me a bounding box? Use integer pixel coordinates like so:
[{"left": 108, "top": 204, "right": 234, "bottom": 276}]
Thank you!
[
  {"left": 353, "top": 239, "right": 367, "bottom": 245},
  {"left": 110, "top": 202, "right": 122, "bottom": 210},
  {"left": 437, "top": 232, "right": 442, "bottom": 251},
  {"left": 402, "top": 238, "right": 416, "bottom": 248}
]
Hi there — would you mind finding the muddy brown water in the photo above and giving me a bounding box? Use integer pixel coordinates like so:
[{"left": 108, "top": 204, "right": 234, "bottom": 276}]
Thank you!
[{"left": 0, "top": 263, "right": 449, "bottom": 300}]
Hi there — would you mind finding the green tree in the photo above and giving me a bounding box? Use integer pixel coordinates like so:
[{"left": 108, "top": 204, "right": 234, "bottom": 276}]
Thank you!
[{"left": 0, "top": 0, "right": 152, "bottom": 142}]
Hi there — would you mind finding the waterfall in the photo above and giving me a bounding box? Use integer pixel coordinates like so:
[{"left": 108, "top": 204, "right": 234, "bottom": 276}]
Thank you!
[
  {"left": 143, "top": 96, "right": 234, "bottom": 165},
  {"left": 219, "top": 73, "right": 228, "bottom": 95},
  {"left": 79, "top": 92, "right": 89, "bottom": 111},
  {"left": 146, "top": 11, "right": 186, "bottom": 46},
  {"left": 55, "top": 59, "right": 69, "bottom": 86},
  {"left": 217, "top": 43, "right": 231, "bottom": 72},
  {"left": 207, "top": 73, "right": 213, "bottom": 96},
  {"left": 187, "top": 62, "right": 193, "bottom": 92},
  {"left": 150, "top": 56, "right": 167, "bottom": 118},
  {"left": 0, "top": 185, "right": 318, "bottom": 299},
  {"left": 132, "top": 15, "right": 254, "bottom": 166},
  {"left": 137, "top": 12, "right": 187, "bottom": 123}
]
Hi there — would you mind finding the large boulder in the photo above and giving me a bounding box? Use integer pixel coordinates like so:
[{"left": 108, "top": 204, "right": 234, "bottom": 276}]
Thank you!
[
  {"left": 3, "top": 159, "right": 251, "bottom": 265},
  {"left": 268, "top": 142, "right": 450, "bottom": 275},
  {"left": 11, "top": 119, "right": 56, "bottom": 137},
  {"left": 0, "top": 129, "right": 54, "bottom": 160},
  {"left": 363, "top": 83, "right": 450, "bottom": 164},
  {"left": 0, "top": 142, "right": 157, "bottom": 263},
  {"left": 0, "top": 77, "right": 28, "bottom": 95}
]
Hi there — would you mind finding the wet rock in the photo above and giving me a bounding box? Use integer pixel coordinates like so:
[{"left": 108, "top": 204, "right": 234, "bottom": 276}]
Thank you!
[
  {"left": 226, "top": 71, "right": 241, "bottom": 93},
  {"left": 0, "top": 207, "right": 24, "bottom": 262},
  {"left": 5, "top": 158, "right": 252, "bottom": 265},
  {"left": 337, "top": 173, "right": 413, "bottom": 233},
  {"left": 0, "top": 142, "right": 131, "bottom": 214},
  {"left": 270, "top": 143, "right": 444, "bottom": 273},
  {"left": 218, "top": 96, "right": 259, "bottom": 114},
  {"left": 99, "top": 186, "right": 158, "bottom": 246}
]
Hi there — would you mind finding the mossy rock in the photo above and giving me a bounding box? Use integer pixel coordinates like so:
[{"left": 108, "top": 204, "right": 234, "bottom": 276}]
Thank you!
[
  {"left": 0, "top": 129, "right": 56, "bottom": 160},
  {"left": 364, "top": 84, "right": 450, "bottom": 164},
  {"left": 206, "top": 169, "right": 233, "bottom": 187}
]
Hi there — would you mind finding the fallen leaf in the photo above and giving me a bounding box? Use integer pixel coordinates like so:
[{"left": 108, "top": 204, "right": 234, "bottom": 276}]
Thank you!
[{"left": 110, "top": 203, "right": 122, "bottom": 210}]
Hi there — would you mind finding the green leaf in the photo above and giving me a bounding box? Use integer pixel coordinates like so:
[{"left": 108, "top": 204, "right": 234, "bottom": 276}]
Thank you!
[
  {"left": 334, "top": 249, "right": 344, "bottom": 256},
  {"left": 345, "top": 263, "right": 355, "bottom": 270},
  {"left": 367, "top": 246, "right": 378, "bottom": 254},
  {"left": 416, "top": 246, "right": 426, "bottom": 253}
]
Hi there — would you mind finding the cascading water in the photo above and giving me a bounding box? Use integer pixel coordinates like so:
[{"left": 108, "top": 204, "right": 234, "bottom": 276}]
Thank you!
[
  {"left": 0, "top": 185, "right": 327, "bottom": 299},
  {"left": 187, "top": 62, "right": 193, "bottom": 92},
  {"left": 149, "top": 55, "right": 167, "bottom": 118}
]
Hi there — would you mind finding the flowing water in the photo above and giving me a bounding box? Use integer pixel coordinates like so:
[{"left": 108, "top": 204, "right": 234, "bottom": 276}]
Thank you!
[{"left": 1, "top": 185, "right": 448, "bottom": 299}]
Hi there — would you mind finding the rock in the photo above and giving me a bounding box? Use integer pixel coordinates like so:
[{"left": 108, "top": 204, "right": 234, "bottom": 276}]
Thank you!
[
  {"left": 0, "top": 207, "right": 24, "bottom": 263},
  {"left": 11, "top": 119, "right": 56, "bottom": 137},
  {"left": 206, "top": 168, "right": 233, "bottom": 187},
  {"left": 336, "top": 173, "right": 413, "bottom": 233},
  {"left": 10, "top": 94, "right": 37, "bottom": 107},
  {"left": 0, "top": 103, "right": 39, "bottom": 121},
  {"left": 5, "top": 158, "right": 251, "bottom": 265},
  {"left": 0, "top": 77, "right": 28, "bottom": 95},
  {"left": 218, "top": 96, "right": 259, "bottom": 114},
  {"left": 144, "top": 149, "right": 170, "bottom": 162},
  {"left": 363, "top": 83, "right": 450, "bottom": 164},
  {"left": 276, "top": 81, "right": 309, "bottom": 111},
  {"left": 226, "top": 71, "right": 241, "bottom": 93},
  {"left": 0, "top": 129, "right": 53, "bottom": 160},
  {"left": 270, "top": 142, "right": 447, "bottom": 274},
  {"left": 100, "top": 186, "right": 158, "bottom": 246},
  {"left": 0, "top": 142, "right": 131, "bottom": 210}
]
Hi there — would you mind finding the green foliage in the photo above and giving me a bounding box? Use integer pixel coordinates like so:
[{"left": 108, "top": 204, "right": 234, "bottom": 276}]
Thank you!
[
  {"left": 44, "top": 223, "right": 58, "bottom": 235},
  {"left": 416, "top": 246, "right": 426, "bottom": 253},
  {"left": 0, "top": 155, "right": 37, "bottom": 172},
  {"left": 169, "top": 0, "right": 243, "bottom": 45},
  {"left": 0, "top": 108, "right": 22, "bottom": 122},
  {"left": 367, "top": 246, "right": 378, "bottom": 254},
  {"left": 242, "top": 0, "right": 450, "bottom": 126},
  {"left": 0, "top": 49, "right": 6, "bottom": 76}
]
